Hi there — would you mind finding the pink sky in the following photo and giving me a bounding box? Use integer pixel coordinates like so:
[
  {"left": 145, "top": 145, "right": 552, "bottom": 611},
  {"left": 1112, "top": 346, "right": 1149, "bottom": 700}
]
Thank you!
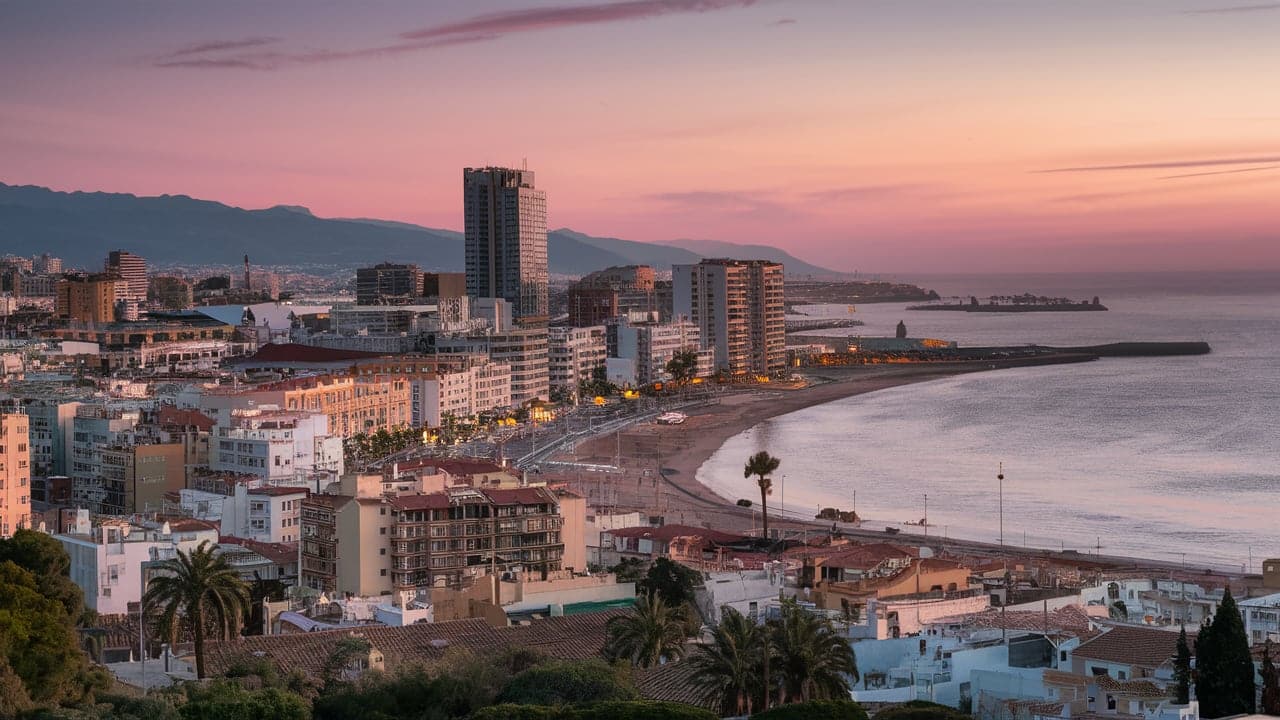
[{"left": 2, "top": 1, "right": 1278, "bottom": 273}]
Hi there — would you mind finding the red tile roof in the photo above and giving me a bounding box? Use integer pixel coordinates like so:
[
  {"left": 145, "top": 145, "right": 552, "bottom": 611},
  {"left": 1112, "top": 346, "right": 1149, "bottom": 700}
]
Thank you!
[
  {"left": 168, "top": 518, "right": 221, "bottom": 533},
  {"left": 635, "top": 660, "right": 716, "bottom": 710},
  {"left": 156, "top": 405, "right": 215, "bottom": 431},
  {"left": 605, "top": 524, "right": 746, "bottom": 544},
  {"left": 487, "top": 487, "right": 552, "bottom": 506},
  {"left": 1073, "top": 625, "right": 1190, "bottom": 668},
  {"left": 390, "top": 494, "right": 452, "bottom": 511},
  {"left": 930, "top": 605, "right": 1094, "bottom": 634},
  {"left": 220, "top": 536, "right": 298, "bottom": 566}
]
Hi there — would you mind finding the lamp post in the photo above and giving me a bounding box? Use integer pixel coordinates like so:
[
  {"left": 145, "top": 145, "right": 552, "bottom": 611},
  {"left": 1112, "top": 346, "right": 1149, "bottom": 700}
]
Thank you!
[{"left": 997, "top": 463, "right": 1004, "bottom": 547}]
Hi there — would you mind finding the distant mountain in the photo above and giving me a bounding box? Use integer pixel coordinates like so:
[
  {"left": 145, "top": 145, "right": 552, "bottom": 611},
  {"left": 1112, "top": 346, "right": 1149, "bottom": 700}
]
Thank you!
[{"left": 0, "top": 183, "right": 849, "bottom": 277}]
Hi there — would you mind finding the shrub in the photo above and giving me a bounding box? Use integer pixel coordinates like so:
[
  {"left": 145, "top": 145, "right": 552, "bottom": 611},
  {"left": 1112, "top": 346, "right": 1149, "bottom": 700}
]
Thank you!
[
  {"left": 470, "top": 704, "right": 576, "bottom": 720},
  {"left": 752, "top": 699, "right": 871, "bottom": 720},
  {"left": 871, "top": 700, "right": 969, "bottom": 720},
  {"left": 496, "top": 660, "right": 637, "bottom": 706},
  {"left": 577, "top": 700, "right": 718, "bottom": 720}
]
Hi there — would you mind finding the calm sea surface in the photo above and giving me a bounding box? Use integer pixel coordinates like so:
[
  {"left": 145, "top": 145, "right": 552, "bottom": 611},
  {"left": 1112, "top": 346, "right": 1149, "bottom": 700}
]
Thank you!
[{"left": 696, "top": 271, "right": 1280, "bottom": 570}]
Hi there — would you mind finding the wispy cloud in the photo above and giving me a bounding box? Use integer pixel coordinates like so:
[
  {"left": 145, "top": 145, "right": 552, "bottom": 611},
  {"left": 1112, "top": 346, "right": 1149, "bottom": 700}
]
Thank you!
[
  {"left": 1036, "top": 155, "right": 1280, "bottom": 173},
  {"left": 804, "top": 184, "right": 934, "bottom": 202},
  {"left": 648, "top": 189, "right": 798, "bottom": 219},
  {"left": 1184, "top": 2, "right": 1280, "bottom": 14},
  {"left": 1160, "top": 164, "right": 1280, "bottom": 179},
  {"left": 154, "top": 0, "right": 757, "bottom": 70},
  {"left": 772, "top": 18, "right": 797, "bottom": 25}
]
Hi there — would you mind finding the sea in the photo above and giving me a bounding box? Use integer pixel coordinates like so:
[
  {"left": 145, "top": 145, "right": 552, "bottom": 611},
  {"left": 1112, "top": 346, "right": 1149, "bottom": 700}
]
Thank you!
[{"left": 695, "top": 271, "right": 1280, "bottom": 571}]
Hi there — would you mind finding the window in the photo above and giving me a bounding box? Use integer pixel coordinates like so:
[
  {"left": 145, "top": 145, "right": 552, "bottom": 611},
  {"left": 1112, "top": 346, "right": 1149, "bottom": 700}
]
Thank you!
[
  {"left": 380, "top": 527, "right": 387, "bottom": 535},
  {"left": 380, "top": 548, "right": 386, "bottom": 555},
  {"left": 380, "top": 569, "right": 387, "bottom": 576}
]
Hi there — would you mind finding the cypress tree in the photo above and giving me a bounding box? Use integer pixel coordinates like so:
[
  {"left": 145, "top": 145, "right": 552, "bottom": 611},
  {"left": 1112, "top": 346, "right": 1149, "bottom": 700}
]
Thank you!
[
  {"left": 1175, "top": 625, "right": 1192, "bottom": 705},
  {"left": 1261, "top": 641, "right": 1280, "bottom": 715},
  {"left": 1195, "top": 588, "right": 1256, "bottom": 718}
]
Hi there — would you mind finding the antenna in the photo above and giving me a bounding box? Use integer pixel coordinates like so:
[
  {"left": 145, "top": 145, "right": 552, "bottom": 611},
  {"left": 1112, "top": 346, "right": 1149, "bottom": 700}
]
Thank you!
[{"left": 522, "top": 157, "right": 527, "bottom": 171}]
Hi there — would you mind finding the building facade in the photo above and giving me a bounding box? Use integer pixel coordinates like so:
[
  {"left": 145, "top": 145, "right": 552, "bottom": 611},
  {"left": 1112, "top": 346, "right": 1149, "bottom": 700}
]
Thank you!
[
  {"left": 356, "top": 263, "right": 425, "bottom": 306},
  {"left": 607, "top": 318, "right": 708, "bottom": 387},
  {"left": 1, "top": 412, "right": 31, "bottom": 537},
  {"left": 548, "top": 326, "right": 607, "bottom": 400},
  {"left": 463, "top": 167, "right": 548, "bottom": 324},
  {"left": 210, "top": 409, "right": 344, "bottom": 486},
  {"left": 673, "top": 259, "right": 786, "bottom": 376},
  {"left": 55, "top": 276, "right": 118, "bottom": 324},
  {"left": 105, "top": 250, "right": 148, "bottom": 303}
]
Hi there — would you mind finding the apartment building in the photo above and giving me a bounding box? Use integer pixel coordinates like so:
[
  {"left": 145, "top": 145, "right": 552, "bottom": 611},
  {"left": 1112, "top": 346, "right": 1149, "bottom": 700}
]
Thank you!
[
  {"left": 547, "top": 325, "right": 607, "bottom": 400},
  {"left": 463, "top": 167, "right": 549, "bottom": 324},
  {"left": 210, "top": 408, "right": 344, "bottom": 485},
  {"left": 673, "top": 258, "right": 786, "bottom": 376},
  {"left": 98, "top": 440, "right": 187, "bottom": 514},
  {"left": 1, "top": 412, "right": 31, "bottom": 537},
  {"left": 201, "top": 372, "right": 412, "bottom": 439},
  {"left": 68, "top": 406, "right": 140, "bottom": 513},
  {"left": 355, "top": 263, "right": 425, "bottom": 306},
  {"left": 105, "top": 250, "right": 148, "bottom": 303},
  {"left": 55, "top": 275, "right": 118, "bottom": 324},
  {"left": 606, "top": 317, "right": 710, "bottom": 387},
  {"left": 23, "top": 399, "right": 81, "bottom": 477},
  {"left": 434, "top": 328, "right": 548, "bottom": 406}
]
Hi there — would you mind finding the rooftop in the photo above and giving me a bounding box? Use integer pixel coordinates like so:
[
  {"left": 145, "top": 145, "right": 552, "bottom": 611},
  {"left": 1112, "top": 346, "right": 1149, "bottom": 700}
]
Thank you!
[
  {"left": 1072, "top": 624, "right": 1190, "bottom": 668},
  {"left": 604, "top": 524, "right": 746, "bottom": 545}
]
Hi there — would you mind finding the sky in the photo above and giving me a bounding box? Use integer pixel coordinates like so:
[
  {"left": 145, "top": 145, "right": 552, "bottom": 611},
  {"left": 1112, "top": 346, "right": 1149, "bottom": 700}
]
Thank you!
[{"left": 2, "top": 0, "right": 1278, "bottom": 274}]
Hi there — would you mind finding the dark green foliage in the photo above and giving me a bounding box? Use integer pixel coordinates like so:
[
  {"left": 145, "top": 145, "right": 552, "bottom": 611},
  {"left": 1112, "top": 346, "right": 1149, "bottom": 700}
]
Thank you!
[
  {"left": 868, "top": 700, "right": 969, "bottom": 720},
  {"left": 1195, "top": 588, "right": 1256, "bottom": 718},
  {"left": 1260, "top": 641, "right": 1280, "bottom": 715},
  {"left": 469, "top": 705, "right": 575, "bottom": 720},
  {"left": 771, "top": 599, "right": 859, "bottom": 704},
  {"left": 751, "top": 699, "right": 870, "bottom": 720},
  {"left": 143, "top": 540, "right": 251, "bottom": 679},
  {"left": 496, "top": 660, "right": 637, "bottom": 706},
  {"left": 743, "top": 452, "right": 781, "bottom": 541},
  {"left": 0, "top": 561, "right": 89, "bottom": 709},
  {"left": 0, "top": 528, "right": 86, "bottom": 622},
  {"left": 608, "top": 558, "right": 647, "bottom": 585},
  {"left": 575, "top": 700, "right": 717, "bottom": 720},
  {"left": 604, "top": 593, "right": 688, "bottom": 668},
  {"left": 688, "top": 606, "right": 766, "bottom": 716},
  {"left": 1175, "top": 626, "right": 1192, "bottom": 705},
  {"left": 664, "top": 351, "right": 700, "bottom": 387},
  {"left": 638, "top": 558, "right": 702, "bottom": 609},
  {"left": 179, "top": 681, "right": 310, "bottom": 720}
]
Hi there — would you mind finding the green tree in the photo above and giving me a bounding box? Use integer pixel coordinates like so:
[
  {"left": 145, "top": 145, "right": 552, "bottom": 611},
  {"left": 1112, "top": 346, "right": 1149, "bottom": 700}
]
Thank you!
[
  {"left": 0, "top": 561, "right": 88, "bottom": 709},
  {"left": 638, "top": 558, "right": 702, "bottom": 609},
  {"left": 604, "top": 593, "right": 688, "bottom": 668},
  {"left": 0, "top": 528, "right": 86, "bottom": 621},
  {"left": 1262, "top": 641, "right": 1280, "bottom": 715},
  {"left": 770, "top": 600, "right": 858, "bottom": 704},
  {"left": 496, "top": 659, "right": 637, "bottom": 706},
  {"left": 743, "top": 452, "right": 780, "bottom": 542},
  {"left": 865, "top": 700, "right": 968, "bottom": 720},
  {"left": 688, "top": 606, "right": 766, "bottom": 716},
  {"left": 664, "top": 351, "right": 699, "bottom": 388},
  {"left": 143, "top": 540, "right": 250, "bottom": 679},
  {"left": 577, "top": 701, "right": 718, "bottom": 720},
  {"left": 751, "top": 699, "right": 870, "bottom": 720},
  {"left": 1174, "top": 625, "right": 1192, "bottom": 705},
  {"left": 179, "top": 681, "right": 310, "bottom": 720},
  {"left": 1195, "top": 588, "right": 1256, "bottom": 718}
]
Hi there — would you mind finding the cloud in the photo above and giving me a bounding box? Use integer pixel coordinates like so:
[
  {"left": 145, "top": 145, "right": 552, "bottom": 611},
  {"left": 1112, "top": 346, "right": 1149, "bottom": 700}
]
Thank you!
[
  {"left": 772, "top": 17, "right": 797, "bottom": 25},
  {"left": 1160, "top": 164, "right": 1280, "bottom": 179},
  {"left": 803, "top": 184, "right": 934, "bottom": 201},
  {"left": 1184, "top": 2, "right": 1280, "bottom": 13},
  {"left": 1036, "top": 155, "right": 1280, "bottom": 173},
  {"left": 156, "top": 0, "right": 757, "bottom": 70},
  {"left": 648, "top": 189, "right": 798, "bottom": 219}
]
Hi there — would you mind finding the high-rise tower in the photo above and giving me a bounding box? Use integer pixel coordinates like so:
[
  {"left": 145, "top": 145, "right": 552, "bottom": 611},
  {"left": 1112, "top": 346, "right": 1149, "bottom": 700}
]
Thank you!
[{"left": 463, "top": 167, "right": 548, "bottom": 325}]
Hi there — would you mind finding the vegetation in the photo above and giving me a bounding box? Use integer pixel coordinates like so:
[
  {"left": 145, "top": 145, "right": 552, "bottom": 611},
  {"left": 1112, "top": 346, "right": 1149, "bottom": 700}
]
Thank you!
[
  {"left": 869, "top": 700, "right": 971, "bottom": 720},
  {"left": 743, "top": 451, "right": 781, "bottom": 542},
  {"left": 771, "top": 599, "right": 859, "bottom": 704},
  {"left": 473, "top": 702, "right": 715, "bottom": 720},
  {"left": 688, "top": 607, "right": 766, "bottom": 716},
  {"left": 344, "top": 426, "right": 421, "bottom": 466},
  {"left": 664, "top": 351, "right": 700, "bottom": 388},
  {"left": 1261, "top": 641, "right": 1280, "bottom": 716},
  {"left": 496, "top": 659, "right": 637, "bottom": 706},
  {"left": 637, "top": 558, "right": 702, "bottom": 610},
  {"left": 1195, "top": 588, "right": 1256, "bottom": 718},
  {"left": 751, "top": 699, "right": 870, "bottom": 720},
  {"left": 1174, "top": 625, "right": 1192, "bottom": 705},
  {"left": 143, "top": 540, "right": 251, "bottom": 679},
  {"left": 178, "top": 681, "right": 310, "bottom": 720},
  {"left": 603, "top": 593, "right": 688, "bottom": 668}
]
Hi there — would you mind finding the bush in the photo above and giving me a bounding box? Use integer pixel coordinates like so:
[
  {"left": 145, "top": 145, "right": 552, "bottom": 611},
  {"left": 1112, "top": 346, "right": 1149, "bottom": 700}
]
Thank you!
[
  {"left": 469, "top": 705, "right": 576, "bottom": 720},
  {"left": 577, "top": 700, "right": 718, "bottom": 720},
  {"left": 180, "top": 682, "right": 310, "bottom": 720},
  {"left": 871, "top": 700, "right": 968, "bottom": 720},
  {"left": 752, "top": 699, "right": 871, "bottom": 720},
  {"left": 496, "top": 660, "right": 637, "bottom": 706}
]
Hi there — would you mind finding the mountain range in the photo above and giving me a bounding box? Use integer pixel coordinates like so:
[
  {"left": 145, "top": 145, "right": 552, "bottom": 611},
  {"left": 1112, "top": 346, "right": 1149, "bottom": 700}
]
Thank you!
[{"left": 0, "top": 183, "right": 846, "bottom": 278}]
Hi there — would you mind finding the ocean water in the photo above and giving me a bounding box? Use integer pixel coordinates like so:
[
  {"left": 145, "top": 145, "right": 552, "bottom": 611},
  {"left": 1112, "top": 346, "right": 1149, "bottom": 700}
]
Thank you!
[{"left": 697, "top": 271, "right": 1280, "bottom": 570}]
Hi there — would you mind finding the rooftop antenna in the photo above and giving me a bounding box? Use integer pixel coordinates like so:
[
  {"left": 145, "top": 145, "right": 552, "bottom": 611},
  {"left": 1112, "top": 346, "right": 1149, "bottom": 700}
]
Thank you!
[{"left": 522, "top": 157, "right": 527, "bottom": 171}]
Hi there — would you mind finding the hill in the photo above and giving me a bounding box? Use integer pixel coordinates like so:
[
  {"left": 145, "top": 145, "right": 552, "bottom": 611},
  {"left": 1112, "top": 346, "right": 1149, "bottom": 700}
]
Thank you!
[{"left": 0, "top": 183, "right": 848, "bottom": 277}]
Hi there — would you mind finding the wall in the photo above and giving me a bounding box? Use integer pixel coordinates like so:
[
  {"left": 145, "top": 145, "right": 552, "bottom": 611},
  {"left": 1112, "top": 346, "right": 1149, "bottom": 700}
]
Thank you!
[{"left": 557, "top": 493, "right": 587, "bottom": 572}]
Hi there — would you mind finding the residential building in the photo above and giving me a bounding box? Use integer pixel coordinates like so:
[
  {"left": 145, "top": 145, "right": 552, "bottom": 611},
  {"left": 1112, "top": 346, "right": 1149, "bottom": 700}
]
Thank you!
[
  {"left": 210, "top": 408, "right": 344, "bottom": 487},
  {"left": 181, "top": 484, "right": 308, "bottom": 544},
  {"left": 463, "top": 166, "right": 548, "bottom": 324},
  {"left": 148, "top": 275, "right": 194, "bottom": 310},
  {"left": 218, "top": 537, "right": 300, "bottom": 586},
  {"left": 299, "top": 493, "right": 392, "bottom": 597},
  {"left": 435, "top": 328, "right": 548, "bottom": 405},
  {"left": 1066, "top": 624, "right": 1186, "bottom": 680},
  {"left": 68, "top": 406, "right": 140, "bottom": 513},
  {"left": 105, "top": 250, "right": 148, "bottom": 303},
  {"left": 547, "top": 325, "right": 606, "bottom": 400},
  {"left": 1, "top": 412, "right": 32, "bottom": 537},
  {"left": 1240, "top": 592, "right": 1280, "bottom": 644},
  {"left": 98, "top": 440, "right": 187, "bottom": 514},
  {"left": 200, "top": 372, "right": 412, "bottom": 439},
  {"left": 33, "top": 253, "right": 62, "bottom": 275},
  {"left": 673, "top": 258, "right": 785, "bottom": 375},
  {"left": 22, "top": 399, "right": 81, "bottom": 478},
  {"left": 56, "top": 515, "right": 221, "bottom": 614},
  {"left": 606, "top": 317, "right": 709, "bottom": 387},
  {"left": 55, "top": 275, "right": 118, "bottom": 324},
  {"left": 409, "top": 359, "right": 513, "bottom": 427},
  {"left": 567, "top": 265, "right": 659, "bottom": 327},
  {"left": 356, "top": 263, "right": 425, "bottom": 306}
]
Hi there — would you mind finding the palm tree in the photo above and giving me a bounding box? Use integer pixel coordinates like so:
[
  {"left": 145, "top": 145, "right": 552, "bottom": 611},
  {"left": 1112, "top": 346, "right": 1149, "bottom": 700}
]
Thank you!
[
  {"left": 743, "top": 451, "right": 781, "bottom": 542},
  {"left": 771, "top": 599, "right": 859, "bottom": 704},
  {"left": 143, "top": 540, "right": 250, "bottom": 679},
  {"left": 604, "top": 592, "right": 688, "bottom": 668},
  {"left": 688, "top": 606, "right": 767, "bottom": 716}
]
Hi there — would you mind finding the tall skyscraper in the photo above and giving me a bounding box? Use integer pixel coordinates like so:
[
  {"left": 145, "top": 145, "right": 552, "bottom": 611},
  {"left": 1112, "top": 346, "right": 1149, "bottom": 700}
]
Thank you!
[
  {"left": 105, "top": 250, "right": 147, "bottom": 303},
  {"left": 673, "top": 259, "right": 786, "bottom": 376},
  {"left": 463, "top": 167, "right": 548, "bottom": 324},
  {"left": 0, "top": 412, "right": 31, "bottom": 538}
]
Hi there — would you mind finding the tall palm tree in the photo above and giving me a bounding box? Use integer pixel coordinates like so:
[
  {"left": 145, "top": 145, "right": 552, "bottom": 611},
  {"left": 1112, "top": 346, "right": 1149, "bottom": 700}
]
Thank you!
[
  {"left": 771, "top": 599, "right": 859, "bottom": 704},
  {"left": 143, "top": 540, "right": 250, "bottom": 679},
  {"left": 743, "top": 451, "right": 781, "bottom": 542},
  {"left": 604, "top": 592, "right": 688, "bottom": 668},
  {"left": 688, "top": 606, "right": 768, "bottom": 716}
]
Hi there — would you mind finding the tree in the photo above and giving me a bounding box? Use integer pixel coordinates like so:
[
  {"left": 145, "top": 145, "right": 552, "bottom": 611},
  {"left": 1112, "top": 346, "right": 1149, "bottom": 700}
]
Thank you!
[
  {"left": 688, "top": 606, "right": 766, "bottom": 716},
  {"left": 752, "top": 699, "right": 870, "bottom": 720},
  {"left": 179, "top": 681, "right": 310, "bottom": 720},
  {"left": 143, "top": 540, "right": 250, "bottom": 679},
  {"left": 770, "top": 599, "right": 859, "bottom": 705},
  {"left": 638, "top": 558, "right": 702, "bottom": 609},
  {"left": 496, "top": 659, "right": 638, "bottom": 705},
  {"left": 743, "top": 452, "right": 781, "bottom": 542},
  {"left": 0, "top": 528, "right": 86, "bottom": 622},
  {"left": 869, "top": 700, "right": 969, "bottom": 720},
  {"left": 1195, "top": 588, "right": 1256, "bottom": 718},
  {"left": 1262, "top": 641, "right": 1280, "bottom": 715},
  {"left": 1174, "top": 625, "right": 1192, "bottom": 705},
  {"left": 664, "top": 351, "right": 699, "bottom": 388},
  {"left": 0, "top": 560, "right": 89, "bottom": 709},
  {"left": 604, "top": 593, "right": 688, "bottom": 668}
]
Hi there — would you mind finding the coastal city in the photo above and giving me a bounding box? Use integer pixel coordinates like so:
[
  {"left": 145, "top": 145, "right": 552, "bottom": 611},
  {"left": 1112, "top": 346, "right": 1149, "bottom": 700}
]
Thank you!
[{"left": 3, "top": 2, "right": 1278, "bottom": 720}]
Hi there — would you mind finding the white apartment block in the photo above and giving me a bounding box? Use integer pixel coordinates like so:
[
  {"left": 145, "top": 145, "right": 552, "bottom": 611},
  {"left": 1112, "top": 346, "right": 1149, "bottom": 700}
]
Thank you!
[
  {"left": 1240, "top": 592, "right": 1280, "bottom": 645},
  {"left": 69, "top": 408, "right": 139, "bottom": 511},
  {"left": 211, "top": 408, "right": 344, "bottom": 486},
  {"left": 180, "top": 484, "right": 307, "bottom": 544},
  {"left": 607, "top": 318, "right": 709, "bottom": 387},
  {"left": 409, "top": 360, "right": 513, "bottom": 427},
  {"left": 435, "top": 328, "right": 547, "bottom": 406},
  {"left": 673, "top": 258, "right": 786, "bottom": 376},
  {"left": 548, "top": 326, "right": 607, "bottom": 398}
]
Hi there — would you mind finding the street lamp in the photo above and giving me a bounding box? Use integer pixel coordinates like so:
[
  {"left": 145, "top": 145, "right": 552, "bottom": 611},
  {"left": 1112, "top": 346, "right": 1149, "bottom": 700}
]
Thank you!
[{"left": 997, "top": 463, "right": 1004, "bottom": 547}]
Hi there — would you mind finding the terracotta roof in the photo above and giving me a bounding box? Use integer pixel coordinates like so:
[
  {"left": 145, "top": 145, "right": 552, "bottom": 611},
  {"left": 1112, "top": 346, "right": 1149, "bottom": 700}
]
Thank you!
[
  {"left": 605, "top": 524, "right": 746, "bottom": 544},
  {"left": 635, "top": 660, "right": 716, "bottom": 710},
  {"left": 1042, "top": 669, "right": 1091, "bottom": 687},
  {"left": 487, "top": 487, "right": 552, "bottom": 506},
  {"left": 303, "top": 494, "right": 354, "bottom": 509},
  {"left": 206, "top": 608, "right": 631, "bottom": 677},
  {"left": 929, "top": 605, "right": 1094, "bottom": 634},
  {"left": 1094, "top": 675, "right": 1169, "bottom": 699},
  {"left": 818, "top": 543, "right": 917, "bottom": 569},
  {"left": 156, "top": 405, "right": 215, "bottom": 431},
  {"left": 168, "top": 518, "right": 221, "bottom": 533},
  {"left": 1072, "top": 625, "right": 1189, "bottom": 668},
  {"left": 220, "top": 536, "right": 298, "bottom": 566},
  {"left": 389, "top": 494, "right": 452, "bottom": 511},
  {"left": 245, "top": 343, "right": 385, "bottom": 363}
]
